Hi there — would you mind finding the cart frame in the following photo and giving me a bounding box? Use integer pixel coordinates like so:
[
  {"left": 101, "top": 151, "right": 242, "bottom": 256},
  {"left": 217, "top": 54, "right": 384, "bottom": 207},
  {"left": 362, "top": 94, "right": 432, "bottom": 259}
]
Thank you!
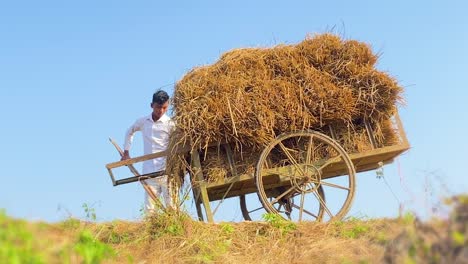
[{"left": 106, "top": 112, "right": 409, "bottom": 222}]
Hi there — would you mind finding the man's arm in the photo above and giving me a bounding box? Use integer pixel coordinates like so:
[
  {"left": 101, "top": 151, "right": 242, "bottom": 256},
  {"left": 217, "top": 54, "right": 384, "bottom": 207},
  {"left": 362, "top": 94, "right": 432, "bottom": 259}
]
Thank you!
[
  {"left": 121, "top": 150, "right": 131, "bottom": 161},
  {"left": 121, "top": 118, "right": 143, "bottom": 161}
]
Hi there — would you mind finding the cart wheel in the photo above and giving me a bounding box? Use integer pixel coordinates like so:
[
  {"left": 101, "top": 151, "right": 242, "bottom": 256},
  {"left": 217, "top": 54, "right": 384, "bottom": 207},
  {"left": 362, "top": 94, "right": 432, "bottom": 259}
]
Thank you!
[
  {"left": 255, "top": 130, "right": 355, "bottom": 222},
  {"left": 239, "top": 194, "right": 254, "bottom": 221},
  {"left": 240, "top": 185, "right": 325, "bottom": 221}
]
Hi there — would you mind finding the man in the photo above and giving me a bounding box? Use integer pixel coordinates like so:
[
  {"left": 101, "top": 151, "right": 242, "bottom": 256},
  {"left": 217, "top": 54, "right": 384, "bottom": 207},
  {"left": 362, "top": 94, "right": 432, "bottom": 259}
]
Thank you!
[{"left": 121, "top": 90, "right": 175, "bottom": 212}]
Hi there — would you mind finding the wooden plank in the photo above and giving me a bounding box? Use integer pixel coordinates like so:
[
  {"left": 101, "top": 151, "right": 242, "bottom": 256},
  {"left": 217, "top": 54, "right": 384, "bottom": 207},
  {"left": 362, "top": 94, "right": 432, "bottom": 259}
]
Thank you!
[
  {"left": 348, "top": 144, "right": 409, "bottom": 162},
  {"left": 191, "top": 150, "right": 214, "bottom": 222},
  {"left": 364, "top": 119, "right": 378, "bottom": 149},
  {"left": 114, "top": 171, "right": 165, "bottom": 186},
  {"left": 208, "top": 179, "right": 254, "bottom": 192},
  {"left": 328, "top": 125, "right": 338, "bottom": 140},
  {"left": 195, "top": 201, "right": 204, "bottom": 221},
  {"left": 204, "top": 144, "right": 409, "bottom": 201},
  {"left": 208, "top": 183, "right": 287, "bottom": 201},
  {"left": 190, "top": 174, "right": 204, "bottom": 221},
  {"left": 106, "top": 150, "right": 169, "bottom": 169},
  {"left": 394, "top": 111, "right": 410, "bottom": 147},
  {"left": 108, "top": 137, "right": 141, "bottom": 176},
  {"left": 206, "top": 173, "right": 282, "bottom": 200},
  {"left": 206, "top": 173, "right": 254, "bottom": 189},
  {"left": 105, "top": 142, "right": 195, "bottom": 169},
  {"left": 105, "top": 140, "right": 229, "bottom": 170},
  {"left": 208, "top": 187, "right": 258, "bottom": 201},
  {"left": 223, "top": 144, "right": 238, "bottom": 177},
  {"left": 208, "top": 179, "right": 288, "bottom": 201}
]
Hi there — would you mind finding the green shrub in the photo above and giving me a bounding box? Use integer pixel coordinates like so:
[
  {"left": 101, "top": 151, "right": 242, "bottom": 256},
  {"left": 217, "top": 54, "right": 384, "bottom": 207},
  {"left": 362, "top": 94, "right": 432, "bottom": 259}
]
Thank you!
[
  {"left": 146, "top": 210, "right": 190, "bottom": 238},
  {"left": 343, "top": 224, "right": 370, "bottom": 239},
  {"left": 61, "top": 218, "right": 81, "bottom": 230},
  {"left": 74, "top": 230, "right": 115, "bottom": 264},
  {"left": 0, "top": 209, "right": 44, "bottom": 264},
  {"left": 262, "top": 213, "right": 297, "bottom": 235},
  {"left": 82, "top": 203, "right": 97, "bottom": 222}
]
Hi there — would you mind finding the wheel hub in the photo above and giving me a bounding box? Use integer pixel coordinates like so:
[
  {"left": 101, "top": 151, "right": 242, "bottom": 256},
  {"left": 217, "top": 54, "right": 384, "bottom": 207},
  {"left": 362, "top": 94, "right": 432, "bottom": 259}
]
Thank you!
[{"left": 291, "top": 164, "right": 322, "bottom": 193}]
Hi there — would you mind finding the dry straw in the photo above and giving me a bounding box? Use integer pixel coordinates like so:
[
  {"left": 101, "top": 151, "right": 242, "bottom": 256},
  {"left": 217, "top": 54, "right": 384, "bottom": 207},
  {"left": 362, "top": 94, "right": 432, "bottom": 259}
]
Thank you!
[{"left": 168, "top": 33, "right": 403, "bottom": 182}]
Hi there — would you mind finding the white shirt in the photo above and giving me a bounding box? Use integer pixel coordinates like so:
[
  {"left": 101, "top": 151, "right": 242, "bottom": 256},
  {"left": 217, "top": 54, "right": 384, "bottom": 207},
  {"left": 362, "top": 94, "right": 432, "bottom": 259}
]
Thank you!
[{"left": 124, "top": 114, "right": 175, "bottom": 174}]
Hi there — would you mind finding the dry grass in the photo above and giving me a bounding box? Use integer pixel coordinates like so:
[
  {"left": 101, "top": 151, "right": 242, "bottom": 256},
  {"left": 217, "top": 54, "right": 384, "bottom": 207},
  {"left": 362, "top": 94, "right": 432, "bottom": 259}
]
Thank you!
[
  {"left": 4, "top": 195, "right": 467, "bottom": 264},
  {"left": 167, "top": 33, "right": 404, "bottom": 182},
  {"left": 171, "top": 33, "right": 402, "bottom": 150},
  {"left": 6, "top": 212, "right": 403, "bottom": 263},
  {"left": 106, "top": 215, "right": 405, "bottom": 264}
]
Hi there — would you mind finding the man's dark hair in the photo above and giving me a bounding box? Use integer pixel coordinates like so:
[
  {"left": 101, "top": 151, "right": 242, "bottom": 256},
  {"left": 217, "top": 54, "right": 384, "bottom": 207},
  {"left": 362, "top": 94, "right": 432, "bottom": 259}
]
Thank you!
[{"left": 152, "top": 90, "right": 169, "bottom": 105}]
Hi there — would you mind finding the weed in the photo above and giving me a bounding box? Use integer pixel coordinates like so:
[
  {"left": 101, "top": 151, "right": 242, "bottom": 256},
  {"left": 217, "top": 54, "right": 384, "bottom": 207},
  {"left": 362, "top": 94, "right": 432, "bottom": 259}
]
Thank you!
[
  {"left": 334, "top": 220, "right": 344, "bottom": 228},
  {"left": 341, "top": 259, "right": 353, "bottom": 264},
  {"left": 98, "top": 222, "right": 134, "bottom": 244},
  {"left": 401, "top": 212, "right": 416, "bottom": 225},
  {"left": 459, "top": 194, "right": 468, "bottom": 204},
  {"left": 107, "top": 230, "right": 130, "bottom": 244},
  {"left": 191, "top": 236, "right": 231, "bottom": 263},
  {"left": 451, "top": 231, "right": 465, "bottom": 246},
  {"left": 262, "top": 213, "right": 297, "bottom": 235},
  {"left": 61, "top": 218, "right": 81, "bottom": 230},
  {"left": 375, "top": 231, "right": 387, "bottom": 244},
  {"left": 82, "top": 203, "right": 97, "bottom": 222},
  {"left": 343, "top": 224, "right": 370, "bottom": 239},
  {"left": 73, "top": 230, "right": 115, "bottom": 264},
  {"left": 0, "top": 209, "right": 44, "bottom": 264},
  {"left": 59, "top": 244, "right": 73, "bottom": 264},
  {"left": 167, "top": 222, "right": 184, "bottom": 236},
  {"left": 220, "top": 223, "right": 234, "bottom": 235},
  {"left": 345, "top": 215, "right": 368, "bottom": 221},
  {"left": 138, "top": 203, "right": 146, "bottom": 218},
  {"left": 341, "top": 258, "right": 370, "bottom": 264},
  {"left": 407, "top": 243, "right": 417, "bottom": 259},
  {"left": 333, "top": 218, "right": 371, "bottom": 239},
  {"left": 146, "top": 209, "right": 190, "bottom": 238}
]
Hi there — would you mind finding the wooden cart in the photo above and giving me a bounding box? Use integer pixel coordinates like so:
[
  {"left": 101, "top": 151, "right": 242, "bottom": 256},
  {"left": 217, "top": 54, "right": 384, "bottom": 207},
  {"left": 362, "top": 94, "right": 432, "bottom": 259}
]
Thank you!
[{"left": 105, "top": 112, "right": 409, "bottom": 223}]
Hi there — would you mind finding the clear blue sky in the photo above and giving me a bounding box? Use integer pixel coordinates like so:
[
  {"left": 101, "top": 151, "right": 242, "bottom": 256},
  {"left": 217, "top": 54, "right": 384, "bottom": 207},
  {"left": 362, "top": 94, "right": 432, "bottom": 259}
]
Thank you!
[{"left": 1, "top": 0, "right": 467, "bottom": 222}]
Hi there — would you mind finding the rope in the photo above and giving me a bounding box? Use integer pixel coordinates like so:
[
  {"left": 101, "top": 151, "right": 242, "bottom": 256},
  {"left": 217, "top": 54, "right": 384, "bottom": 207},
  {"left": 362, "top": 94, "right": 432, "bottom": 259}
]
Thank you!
[
  {"left": 381, "top": 174, "right": 401, "bottom": 204},
  {"left": 376, "top": 161, "right": 401, "bottom": 204}
]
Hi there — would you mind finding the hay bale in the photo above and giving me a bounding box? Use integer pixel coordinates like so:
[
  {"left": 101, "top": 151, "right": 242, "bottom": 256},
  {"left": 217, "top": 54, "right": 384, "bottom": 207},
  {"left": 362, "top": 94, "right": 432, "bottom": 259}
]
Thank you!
[
  {"left": 199, "top": 146, "right": 260, "bottom": 182},
  {"left": 169, "top": 33, "right": 404, "bottom": 181}
]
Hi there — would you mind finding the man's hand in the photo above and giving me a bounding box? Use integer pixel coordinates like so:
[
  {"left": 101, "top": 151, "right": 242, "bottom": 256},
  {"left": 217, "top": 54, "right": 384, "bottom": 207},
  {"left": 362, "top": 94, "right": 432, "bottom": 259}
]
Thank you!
[{"left": 121, "top": 150, "right": 131, "bottom": 161}]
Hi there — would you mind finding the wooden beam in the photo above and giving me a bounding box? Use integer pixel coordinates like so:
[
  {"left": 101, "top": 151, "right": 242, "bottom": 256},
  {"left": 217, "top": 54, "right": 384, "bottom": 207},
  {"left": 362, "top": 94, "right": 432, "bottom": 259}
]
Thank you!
[
  {"left": 106, "top": 151, "right": 168, "bottom": 169},
  {"left": 191, "top": 150, "right": 214, "bottom": 222},
  {"left": 105, "top": 140, "right": 229, "bottom": 170},
  {"left": 364, "top": 118, "right": 378, "bottom": 149},
  {"left": 205, "top": 144, "right": 409, "bottom": 196},
  {"left": 394, "top": 111, "right": 410, "bottom": 147},
  {"left": 223, "top": 144, "right": 238, "bottom": 177}
]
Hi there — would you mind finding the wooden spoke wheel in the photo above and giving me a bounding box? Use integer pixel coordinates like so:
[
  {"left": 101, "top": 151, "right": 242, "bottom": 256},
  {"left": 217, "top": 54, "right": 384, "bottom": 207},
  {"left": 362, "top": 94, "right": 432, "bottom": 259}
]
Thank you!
[
  {"left": 240, "top": 186, "right": 325, "bottom": 221},
  {"left": 239, "top": 194, "right": 260, "bottom": 221},
  {"left": 255, "top": 130, "right": 356, "bottom": 222}
]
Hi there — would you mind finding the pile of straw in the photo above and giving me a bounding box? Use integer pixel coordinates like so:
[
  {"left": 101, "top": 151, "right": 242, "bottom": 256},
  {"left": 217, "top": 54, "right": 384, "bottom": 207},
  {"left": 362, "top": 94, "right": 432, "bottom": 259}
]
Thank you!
[{"left": 169, "top": 33, "right": 403, "bottom": 181}]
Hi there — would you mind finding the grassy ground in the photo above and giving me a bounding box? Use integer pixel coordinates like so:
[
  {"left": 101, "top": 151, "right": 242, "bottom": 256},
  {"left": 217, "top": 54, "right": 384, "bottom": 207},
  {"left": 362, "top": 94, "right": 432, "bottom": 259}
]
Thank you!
[
  {"left": 1, "top": 196, "right": 466, "bottom": 263},
  {"left": 0, "top": 210, "right": 407, "bottom": 264}
]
